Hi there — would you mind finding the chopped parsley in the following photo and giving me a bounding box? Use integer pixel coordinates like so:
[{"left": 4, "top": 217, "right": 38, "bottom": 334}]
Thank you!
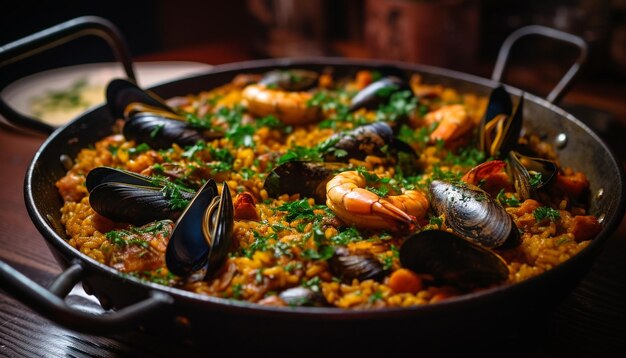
[
  {"left": 150, "top": 178, "right": 194, "bottom": 210},
  {"left": 128, "top": 143, "right": 151, "bottom": 155},
  {"left": 108, "top": 145, "right": 119, "bottom": 156},
  {"left": 277, "top": 145, "right": 324, "bottom": 164},
  {"left": 533, "top": 206, "right": 561, "bottom": 222},
  {"left": 366, "top": 185, "right": 390, "bottom": 198},
  {"left": 428, "top": 215, "right": 443, "bottom": 226},
  {"left": 555, "top": 237, "right": 572, "bottom": 247},
  {"left": 368, "top": 290, "right": 384, "bottom": 303},
  {"left": 375, "top": 90, "right": 417, "bottom": 122},
  {"left": 226, "top": 123, "right": 255, "bottom": 147},
  {"left": 104, "top": 221, "right": 169, "bottom": 248},
  {"left": 398, "top": 123, "right": 433, "bottom": 147},
  {"left": 105, "top": 230, "right": 128, "bottom": 247},
  {"left": 330, "top": 227, "right": 364, "bottom": 246},
  {"left": 529, "top": 173, "right": 543, "bottom": 188},
  {"left": 444, "top": 146, "right": 486, "bottom": 167},
  {"left": 429, "top": 165, "right": 462, "bottom": 183},
  {"left": 302, "top": 276, "right": 322, "bottom": 292},
  {"left": 381, "top": 245, "right": 399, "bottom": 270},
  {"left": 182, "top": 140, "right": 207, "bottom": 159},
  {"left": 375, "top": 84, "right": 399, "bottom": 97},
  {"left": 277, "top": 199, "right": 322, "bottom": 222},
  {"left": 129, "top": 268, "right": 176, "bottom": 286},
  {"left": 256, "top": 114, "right": 291, "bottom": 133},
  {"left": 231, "top": 283, "right": 243, "bottom": 299},
  {"left": 185, "top": 112, "right": 215, "bottom": 130},
  {"left": 301, "top": 245, "right": 334, "bottom": 261},
  {"left": 149, "top": 124, "right": 164, "bottom": 138},
  {"left": 496, "top": 189, "right": 521, "bottom": 207},
  {"left": 207, "top": 147, "right": 235, "bottom": 173}
]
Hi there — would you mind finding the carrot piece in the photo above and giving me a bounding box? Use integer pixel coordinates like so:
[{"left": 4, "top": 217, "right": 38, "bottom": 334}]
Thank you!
[
  {"left": 388, "top": 268, "right": 423, "bottom": 294},
  {"left": 556, "top": 172, "right": 589, "bottom": 199},
  {"left": 518, "top": 199, "right": 541, "bottom": 216},
  {"left": 569, "top": 215, "right": 602, "bottom": 242},
  {"left": 355, "top": 70, "right": 373, "bottom": 90}
]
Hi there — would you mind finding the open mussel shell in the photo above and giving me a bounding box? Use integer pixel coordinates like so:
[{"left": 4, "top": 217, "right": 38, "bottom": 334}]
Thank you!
[
  {"left": 399, "top": 230, "right": 509, "bottom": 290},
  {"left": 165, "top": 180, "right": 234, "bottom": 278},
  {"left": 479, "top": 86, "right": 524, "bottom": 159},
  {"left": 89, "top": 183, "right": 183, "bottom": 226},
  {"left": 508, "top": 150, "right": 558, "bottom": 201},
  {"left": 258, "top": 69, "right": 319, "bottom": 91},
  {"left": 328, "top": 247, "right": 389, "bottom": 283},
  {"left": 123, "top": 113, "right": 223, "bottom": 150},
  {"left": 482, "top": 86, "right": 512, "bottom": 126},
  {"left": 86, "top": 166, "right": 156, "bottom": 192},
  {"left": 429, "top": 180, "right": 520, "bottom": 249},
  {"left": 263, "top": 161, "right": 344, "bottom": 204},
  {"left": 106, "top": 78, "right": 175, "bottom": 120},
  {"left": 204, "top": 182, "right": 234, "bottom": 276},
  {"left": 349, "top": 76, "right": 411, "bottom": 112}
]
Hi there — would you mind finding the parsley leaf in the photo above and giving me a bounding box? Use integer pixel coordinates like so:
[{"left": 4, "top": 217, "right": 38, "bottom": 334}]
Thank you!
[
  {"left": 301, "top": 245, "right": 334, "bottom": 261},
  {"left": 277, "top": 199, "right": 321, "bottom": 222},
  {"left": 330, "top": 227, "right": 364, "bottom": 246},
  {"left": 533, "top": 206, "right": 561, "bottom": 222},
  {"left": 496, "top": 189, "right": 521, "bottom": 207}
]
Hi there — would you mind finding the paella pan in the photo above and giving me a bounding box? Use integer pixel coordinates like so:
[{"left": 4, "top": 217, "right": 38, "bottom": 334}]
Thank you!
[{"left": 0, "top": 18, "right": 623, "bottom": 348}]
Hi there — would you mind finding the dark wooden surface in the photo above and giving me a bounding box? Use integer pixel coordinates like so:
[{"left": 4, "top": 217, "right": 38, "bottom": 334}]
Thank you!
[{"left": 1, "top": 44, "right": 626, "bottom": 357}]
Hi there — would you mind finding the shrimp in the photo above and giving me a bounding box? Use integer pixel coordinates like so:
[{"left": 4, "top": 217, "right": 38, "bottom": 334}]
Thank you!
[
  {"left": 242, "top": 84, "right": 321, "bottom": 125},
  {"left": 424, "top": 104, "right": 474, "bottom": 144},
  {"left": 326, "top": 171, "right": 428, "bottom": 230}
]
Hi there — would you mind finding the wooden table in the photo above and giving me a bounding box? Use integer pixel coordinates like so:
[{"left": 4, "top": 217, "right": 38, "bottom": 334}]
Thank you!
[{"left": 1, "top": 48, "right": 625, "bottom": 357}]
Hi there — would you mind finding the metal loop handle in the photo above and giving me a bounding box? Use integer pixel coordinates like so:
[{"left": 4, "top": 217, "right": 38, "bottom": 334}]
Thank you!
[
  {"left": 0, "top": 259, "right": 172, "bottom": 334},
  {"left": 0, "top": 16, "right": 136, "bottom": 134},
  {"left": 492, "top": 25, "right": 588, "bottom": 104}
]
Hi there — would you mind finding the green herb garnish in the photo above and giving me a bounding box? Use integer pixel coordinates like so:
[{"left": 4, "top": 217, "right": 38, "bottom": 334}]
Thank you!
[
  {"left": 533, "top": 206, "right": 561, "bottom": 222},
  {"left": 496, "top": 189, "right": 521, "bottom": 207}
]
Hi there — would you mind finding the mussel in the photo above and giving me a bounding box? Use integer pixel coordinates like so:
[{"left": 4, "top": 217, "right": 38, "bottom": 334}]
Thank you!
[
  {"left": 478, "top": 86, "right": 560, "bottom": 201},
  {"left": 122, "top": 110, "right": 223, "bottom": 150},
  {"left": 263, "top": 161, "right": 344, "bottom": 204},
  {"left": 349, "top": 76, "right": 411, "bottom": 112},
  {"left": 320, "top": 121, "right": 417, "bottom": 164},
  {"left": 508, "top": 150, "right": 558, "bottom": 201},
  {"left": 399, "top": 230, "right": 509, "bottom": 290},
  {"left": 106, "top": 78, "right": 175, "bottom": 120},
  {"left": 278, "top": 286, "right": 327, "bottom": 307},
  {"left": 478, "top": 86, "right": 524, "bottom": 159},
  {"left": 165, "top": 179, "right": 234, "bottom": 278},
  {"left": 429, "top": 180, "right": 520, "bottom": 249},
  {"left": 106, "top": 79, "right": 224, "bottom": 150},
  {"left": 328, "top": 247, "right": 389, "bottom": 283},
  {"left": 258, "top": 69, "right": 319, "bottom": 91},
  {"left": 87, "top": 167, "right": 195, "bottom": 226}
]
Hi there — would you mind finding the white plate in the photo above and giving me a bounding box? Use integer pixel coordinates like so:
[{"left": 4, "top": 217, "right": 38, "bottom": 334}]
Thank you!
[{"left": 1, "top": 61, "right": 212, "bottom": 127}]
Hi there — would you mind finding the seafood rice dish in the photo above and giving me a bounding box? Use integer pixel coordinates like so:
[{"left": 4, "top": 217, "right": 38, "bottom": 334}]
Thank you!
[{"left": 56, "top": 68, "right": 602, "bottom": 308}]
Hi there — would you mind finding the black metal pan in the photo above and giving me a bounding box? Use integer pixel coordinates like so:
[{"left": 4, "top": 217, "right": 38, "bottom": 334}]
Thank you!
[{"left": 1, "top": 17, "right": 624, "bottom": 352}]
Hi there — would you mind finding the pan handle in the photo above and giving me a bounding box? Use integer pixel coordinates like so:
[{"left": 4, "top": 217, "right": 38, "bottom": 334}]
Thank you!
[
  {"left": 0, "top": 259, "right": 172, "bottom": 334},
  {"left": 0, "top": 16, "right": 136, "bottom": 134},
  {"left": 491, "top": 25, "right": 588, "bottom": 104}
]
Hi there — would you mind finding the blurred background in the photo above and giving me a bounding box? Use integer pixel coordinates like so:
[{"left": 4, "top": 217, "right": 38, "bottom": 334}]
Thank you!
[
  {"left": 2, "top": 0, "right": 625, "bottom": 79},
  {"left": 1, "top": 0, "right": 625, "bottom": 151}
]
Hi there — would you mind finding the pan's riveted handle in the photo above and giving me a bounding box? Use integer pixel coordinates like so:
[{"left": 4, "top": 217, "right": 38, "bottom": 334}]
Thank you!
[
  {"left": 0, "top": 259, "right": 172, "bottom": 334},
  {"left": 492, "top": 25, "right": 588, "bottom": 104},
  {"left": 0, "top": 16, "right": 136, "bottom": 134}
]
